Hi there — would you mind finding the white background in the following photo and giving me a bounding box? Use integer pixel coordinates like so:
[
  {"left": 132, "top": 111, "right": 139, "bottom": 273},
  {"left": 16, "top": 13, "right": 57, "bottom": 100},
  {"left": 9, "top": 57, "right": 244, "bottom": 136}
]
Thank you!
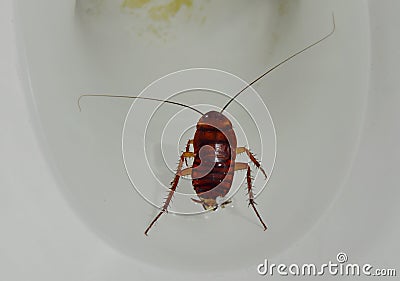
[{"left": 1, "top": 0, "right": 399, "bottom": 280}]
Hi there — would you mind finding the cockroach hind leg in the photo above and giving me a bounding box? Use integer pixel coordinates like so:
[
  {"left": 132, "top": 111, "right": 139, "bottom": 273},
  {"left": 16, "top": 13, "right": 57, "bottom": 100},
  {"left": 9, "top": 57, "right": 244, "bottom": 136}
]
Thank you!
[{"left": 245, "top": 165, "right": 268, "bottom": 231}]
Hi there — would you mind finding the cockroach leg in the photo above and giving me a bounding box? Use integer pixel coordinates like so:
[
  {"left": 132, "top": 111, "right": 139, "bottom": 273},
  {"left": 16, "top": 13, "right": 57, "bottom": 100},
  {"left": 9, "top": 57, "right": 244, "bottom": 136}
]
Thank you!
[
  {"left": 237, "top": 147, "right": 268, "bottom": 179},
  {"left": 190, "top": 198, "right": 208, "bottom": 210},
  {"left": 179, "top": 167, "right": 192, "bottom": 177},
  {"left": 144, "top": 152, "right": 193, "bottom": 236},
  {"left": 235, "top": 161, "right": 267, "bottom": 229},
  {"left": 236, "top": 147, "right": 246, "bottom": 155},
  {"left": 245, "top": 164, "right": 267, "bottom": 231},
  {"left": 182, "top": 150, "right": 194, "bottom": 173},
  {"left": 182, "top": 151, "right": 194, "bottom": 158},
  {"left": 184, "top": 139, "right": 194, "bottom": 166},
  {"left": 220, "top": 200, "right": 232, "bottom": 208},
  {"left": 234, "top": 161, "right": 248, "bottom": 171}
]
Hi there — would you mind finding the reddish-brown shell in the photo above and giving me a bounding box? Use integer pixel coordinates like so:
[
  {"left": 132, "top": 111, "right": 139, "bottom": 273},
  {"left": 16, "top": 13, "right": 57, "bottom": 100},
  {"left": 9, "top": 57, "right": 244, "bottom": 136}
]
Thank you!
[{"left": 191, "top": 111, "right": 237, "bottom": 208}]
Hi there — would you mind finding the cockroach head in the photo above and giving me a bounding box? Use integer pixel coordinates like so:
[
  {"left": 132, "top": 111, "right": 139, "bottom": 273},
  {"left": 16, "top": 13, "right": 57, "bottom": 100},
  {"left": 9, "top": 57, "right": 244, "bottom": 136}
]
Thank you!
[
  {"left": 202, "top": 198, "right": 218, "bottom": 211},
  {"left": 192, "top": 197, "right": 218, "bottom": 211},
  {"left": 197, "top": 111, "right": 232, "bottom": 131}
]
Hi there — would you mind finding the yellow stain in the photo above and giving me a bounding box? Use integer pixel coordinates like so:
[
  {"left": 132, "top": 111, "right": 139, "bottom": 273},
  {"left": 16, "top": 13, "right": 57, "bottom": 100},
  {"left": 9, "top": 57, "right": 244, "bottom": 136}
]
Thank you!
[
  {"left": 201, "top": 15, "right": 206, "bottom": 25},
  {"left": 121, "top": 0, "right": 151, "bottom": 9},
  {"left": 121, "top": 0, "right": 203, "bottom": 41},
  {"left": 279, "top": 1, "right": 289, "bottom": 16},
  {"left": 149, "top": 0, "right": 193, "bottom": 21},
  {"left": 147, "top": 24, "right": 162, "bottom": 38}
]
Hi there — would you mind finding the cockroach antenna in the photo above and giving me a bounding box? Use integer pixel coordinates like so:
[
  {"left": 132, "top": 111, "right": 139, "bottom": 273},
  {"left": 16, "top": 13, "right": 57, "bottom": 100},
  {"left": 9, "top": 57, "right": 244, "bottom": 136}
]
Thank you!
[
  {"left": 220, "top": 13, "right": 336, "bottom": 113},
  {"left": 77, "top": 94, "right": 204, "bottom": 115}
]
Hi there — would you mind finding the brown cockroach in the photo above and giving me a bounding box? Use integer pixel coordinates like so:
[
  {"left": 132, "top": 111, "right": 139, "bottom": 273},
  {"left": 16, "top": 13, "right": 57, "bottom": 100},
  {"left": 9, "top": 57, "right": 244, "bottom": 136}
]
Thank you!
[{"left": 78, "top": 15, "right": 335, "bottom": 235}]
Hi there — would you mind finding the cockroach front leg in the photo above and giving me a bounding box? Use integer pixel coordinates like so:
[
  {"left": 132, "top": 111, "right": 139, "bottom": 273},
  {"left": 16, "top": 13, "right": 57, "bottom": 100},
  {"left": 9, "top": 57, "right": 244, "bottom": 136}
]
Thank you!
[
  {"left": 184, "top": 139, "right": 193, "bottom": 166},
  {"left": 144, "top": 151, "right": 194, "bottom": 236},
  {"left": 236, "top": 147, "right": 268, "bottom": 179},
  {"left": 234, "top": 162, "right": 267, "bottom": 231}
]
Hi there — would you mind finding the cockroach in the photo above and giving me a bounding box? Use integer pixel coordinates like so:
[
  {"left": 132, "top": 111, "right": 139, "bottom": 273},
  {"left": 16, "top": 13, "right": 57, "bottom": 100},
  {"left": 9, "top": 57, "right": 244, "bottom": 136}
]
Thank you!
[{"left": 78, "top": 15, "right": 335, "bottom": 236}]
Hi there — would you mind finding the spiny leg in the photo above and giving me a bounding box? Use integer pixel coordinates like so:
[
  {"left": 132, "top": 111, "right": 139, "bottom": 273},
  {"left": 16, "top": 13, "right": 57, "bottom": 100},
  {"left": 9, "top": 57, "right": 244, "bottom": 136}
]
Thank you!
[
  {"left": 246, "top": 165, "right": 267, "bottom": 230},
  {"left": 236, "top": 147, "right": 268, "bottom": 179},
  {"left": 144, "top": 152, "right": 194, "bottom": 235},
  {"left": 235, "top": 162, "right": 267, "bottom": 230},
  {"left": 184, "top": 139, "right": 194, "bottom": 166}
]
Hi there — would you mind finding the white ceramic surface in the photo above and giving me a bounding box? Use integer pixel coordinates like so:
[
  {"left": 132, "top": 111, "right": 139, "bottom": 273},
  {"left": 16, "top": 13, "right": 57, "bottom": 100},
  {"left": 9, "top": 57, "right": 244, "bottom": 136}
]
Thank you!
[{"left": 1, "top": 0, "right": 399, "bottom": 280}]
